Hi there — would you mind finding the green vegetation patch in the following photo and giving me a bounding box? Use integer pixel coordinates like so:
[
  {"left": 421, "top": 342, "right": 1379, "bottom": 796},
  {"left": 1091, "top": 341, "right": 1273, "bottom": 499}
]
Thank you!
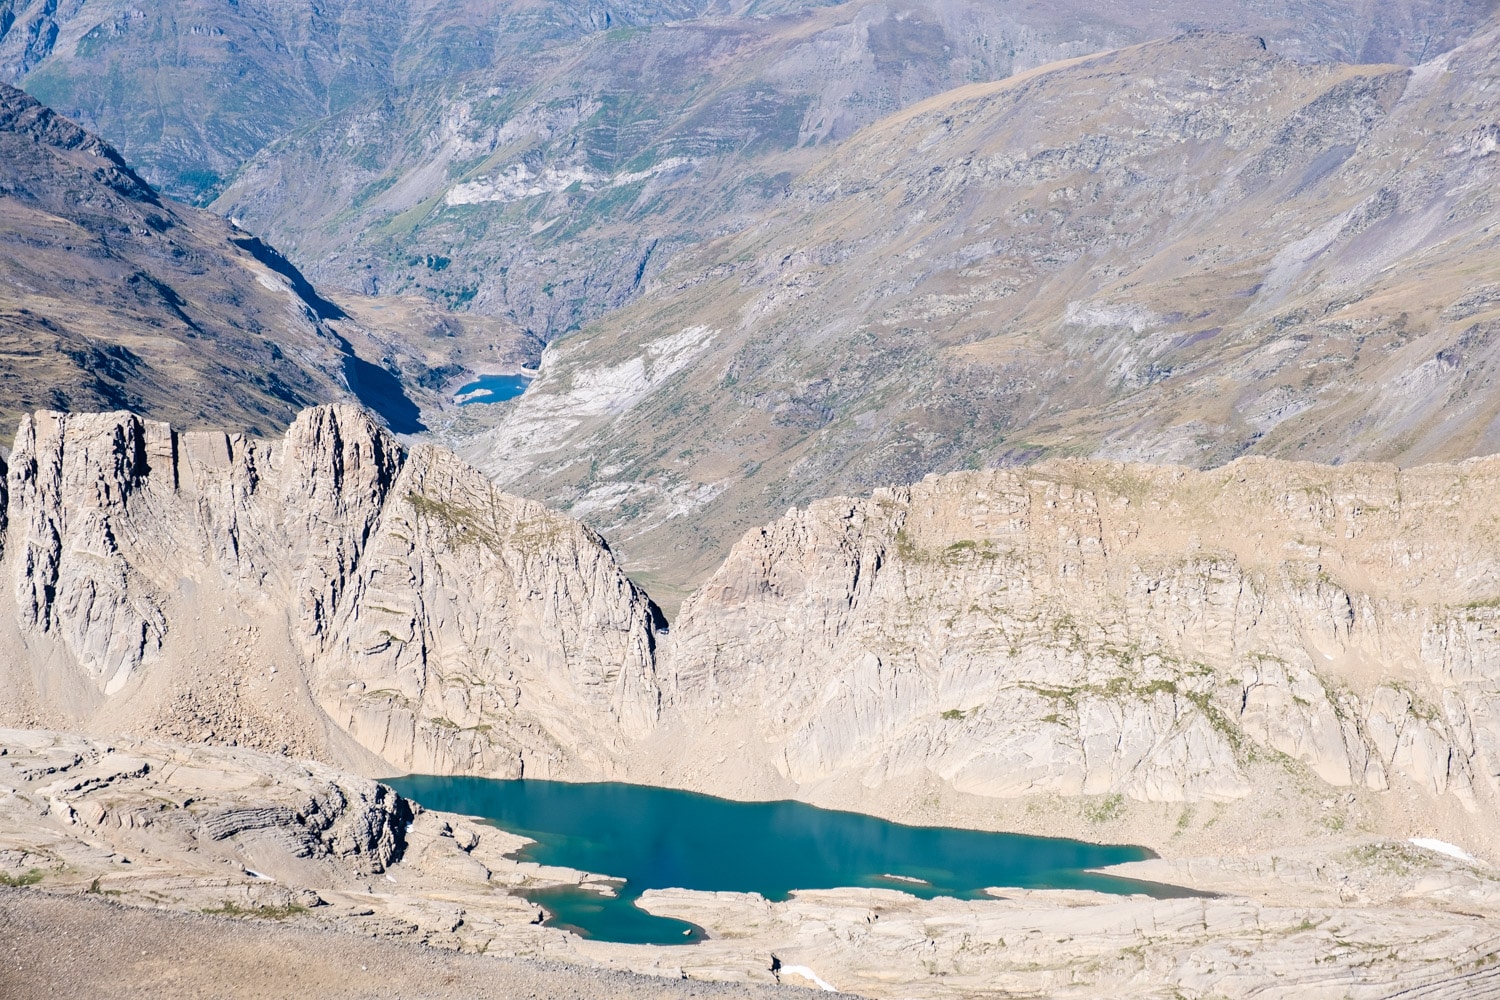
[
  {"left": 407, "top": 491, "right": 566, "bottom": 556},
  {"left": 202, "top": 900, "right": 308, "bottom": 920},
  {"left": 0, "top": 868, "right": 45, "bottom": 887},
  {"left": 1082, "top": 794, "right": 1125, "bottom": 825},
  {"left": 407, "top": 492, "right": 501, "bottom": 549}
]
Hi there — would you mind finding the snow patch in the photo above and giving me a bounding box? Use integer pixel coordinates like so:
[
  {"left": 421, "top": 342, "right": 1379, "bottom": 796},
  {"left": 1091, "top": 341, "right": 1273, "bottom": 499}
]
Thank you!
[
  {"left": 1409, "top": 838, "right": 1477, "bottom": 864},
  {"left": 780, "top": 965, "right": 837, "bottom": 992}
]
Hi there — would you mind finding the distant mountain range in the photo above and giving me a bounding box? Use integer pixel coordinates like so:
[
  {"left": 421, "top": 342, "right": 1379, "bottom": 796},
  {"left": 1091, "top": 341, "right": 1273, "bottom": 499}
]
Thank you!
[
  {"left": 4, "top": 0, "right": 1494, "bottom": 340},
  {"left": 462, "top": 20, "right": 1500, "bottom": 598}
]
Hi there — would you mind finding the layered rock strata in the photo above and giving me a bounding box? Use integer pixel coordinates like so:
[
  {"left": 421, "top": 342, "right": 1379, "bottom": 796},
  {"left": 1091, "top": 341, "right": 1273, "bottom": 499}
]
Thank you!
[
  {"left": 656, "top": 458, "right": 1500, "bottom": 852},
  {"left": 4, "top": 729, "right": 1499, "bottom": 1000},
  {"left": 0, "top": 405, "right": 1498, "bottom": 860},
  {"left": 0, "top": 405, "right": 663, "bottom": 776}
]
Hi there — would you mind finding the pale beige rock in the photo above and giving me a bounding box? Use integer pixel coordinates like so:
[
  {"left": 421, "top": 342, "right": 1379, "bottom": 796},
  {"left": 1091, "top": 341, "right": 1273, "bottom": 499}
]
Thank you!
[
  {"left": 2, "top": 404, "right": 1499, "bottom": 866},
  {"left": 0, "top": 405, "right": 663, "bottom": 778},
  {"left": 6, "top": 729, "right": 1500, "bottom": 1000},
  {"left": 646, "top": 457, "right": 1500, "bottom": 859}
]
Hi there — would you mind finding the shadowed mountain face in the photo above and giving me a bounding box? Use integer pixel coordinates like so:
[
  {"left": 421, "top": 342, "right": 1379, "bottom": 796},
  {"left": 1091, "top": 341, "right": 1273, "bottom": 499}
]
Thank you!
[
  {"left": 1, "top": 0, "right": 1494, "bottom": 342},
  {"left": 0, "top": 82, "right": 374, "bottom": 433},
  {"left": 460, "top": 23, "right": 1500, "bottom": 598},
  {"left": 0, "top": 82, "right": 546, "bottom": 434}
]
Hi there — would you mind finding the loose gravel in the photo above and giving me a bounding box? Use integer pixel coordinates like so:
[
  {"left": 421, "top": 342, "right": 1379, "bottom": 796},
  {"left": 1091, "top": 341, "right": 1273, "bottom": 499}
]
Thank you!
[{"left": 0, "top": 888, "right": 818, "bottom": 1000}]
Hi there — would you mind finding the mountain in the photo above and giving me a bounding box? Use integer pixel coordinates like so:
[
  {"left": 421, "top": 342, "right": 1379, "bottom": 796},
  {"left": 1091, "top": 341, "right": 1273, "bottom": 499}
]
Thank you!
[
  {"left": 655, "top": 455, "right": 1500, "bottom": 848},
  {"left": 0, "top": 405, "right": 664, "bottom": 775},
  {"left": 0, "top": 0, "right": 714, "bottom": 203},
  {"left": 0, "top": 82, "right": 536, "bottom": 434},
  {"left": 3, "top": 0, "right": 1493, "bottom": 344},
  {"left": 462, "top": 21, "right": 1500, "bottom": 601},
  {"left": 2, "top": 402, "right": 1498, "bottom": 993},
  {"left": 2, "top": 403, "right": 1497, "bottom": 860},
  {"left": 0, "top": 82, "right": 358, "bottom": 433}
]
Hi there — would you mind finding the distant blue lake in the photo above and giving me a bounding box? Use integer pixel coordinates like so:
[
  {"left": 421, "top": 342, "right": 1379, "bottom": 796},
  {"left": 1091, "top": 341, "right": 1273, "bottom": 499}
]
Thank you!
[
  {"left": 387, "top": 776, "right": 1192, "bottom": 946},
  {"left": 455, "top": 373, "right": 530, "bottom": 405}
]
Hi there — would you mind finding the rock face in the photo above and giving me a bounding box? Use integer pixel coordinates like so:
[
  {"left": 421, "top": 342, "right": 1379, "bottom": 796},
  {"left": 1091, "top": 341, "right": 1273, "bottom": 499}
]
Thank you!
[
  {"left": 656, "top": 457, "right": 1500, "bottom": 847},
  {"left": 0, "top": 405, "right": 664, "bottom": 776},
  {"left": 0, "top": 729, "right": 414, "bottom": 884},
  {"left": 2, "top": 404, "right": 1499, "bottom": 859},
  {"left": 468, "top": 22, "right": 1500, "bottom": 597}
]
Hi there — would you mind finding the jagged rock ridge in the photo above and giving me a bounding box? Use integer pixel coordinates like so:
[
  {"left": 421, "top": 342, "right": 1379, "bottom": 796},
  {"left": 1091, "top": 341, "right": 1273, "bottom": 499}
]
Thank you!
[
  {"left": 0, "top": 405, "right": 1497, "bottom": 859},
  {"left": 0, "top": 405, "right": 664, "bottom": 777}
]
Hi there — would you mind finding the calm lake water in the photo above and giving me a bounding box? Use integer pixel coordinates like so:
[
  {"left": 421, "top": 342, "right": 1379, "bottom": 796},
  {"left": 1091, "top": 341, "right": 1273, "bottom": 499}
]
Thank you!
[
  {"left": 387, "top": 776, "right": 1192, "bottom": 945},
  {"left": 455, "top": 373, "right": 530, "bottom": 405}
]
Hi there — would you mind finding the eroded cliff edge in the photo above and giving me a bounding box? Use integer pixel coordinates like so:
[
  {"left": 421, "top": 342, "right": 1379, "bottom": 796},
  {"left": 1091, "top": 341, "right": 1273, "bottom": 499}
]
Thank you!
[
  {"left": 0, "top": 405, "right": 1496, "bottom": 858},
  {"left": 0, "top": 405, "right": 664, "bottom": 777},
  {"left": 649, "top": 458, "right": 1500, "bottom": 855}
]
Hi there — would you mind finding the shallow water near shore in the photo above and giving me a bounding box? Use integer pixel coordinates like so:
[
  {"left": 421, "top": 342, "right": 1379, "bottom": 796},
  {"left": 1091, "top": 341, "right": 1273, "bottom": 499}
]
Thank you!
[{"left": 389, "top": 776, "right": 1194, "bottom": 945}]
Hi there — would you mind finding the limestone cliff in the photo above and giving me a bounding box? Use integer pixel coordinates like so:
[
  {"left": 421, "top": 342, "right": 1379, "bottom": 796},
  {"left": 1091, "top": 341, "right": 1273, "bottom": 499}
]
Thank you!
[
  {"left": 656, "top": 458, "right": 1500, "bottom": 850},
  {"left": 0, "top": 405, "right": 664, "bottom": 776},
  {"left": 1, "top": 404, "right": 1497, "bottom": 858}
]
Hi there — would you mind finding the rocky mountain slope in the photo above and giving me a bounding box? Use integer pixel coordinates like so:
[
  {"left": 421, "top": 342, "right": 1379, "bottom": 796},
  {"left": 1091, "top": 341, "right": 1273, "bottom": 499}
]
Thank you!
[
  {"left": 1, "top": 404, "right": 1497, "bottom": 866},
  {"left": 3, "top": 421, "right": 1500, "bottom": 997},
  {"left": 0, "top": 81, "right": 532, "bottom": 434},
  {"left": 0, "top": 405, "right": 666, "bottom": 776},
  {"left": 213, "top": 0, "right": 1483, "bottom": 337},
  {"left": 4, "top": 0, "right": 1492, "bottom": 342},
  {"left": 648, "top": 455, "right": 1500, "bottom": 859},
  {"left": 466, "top": 21, "right": 1500, "bottom": 597},
  {"left": 0, "top": 82, "right": 362, "bottom": 433}
]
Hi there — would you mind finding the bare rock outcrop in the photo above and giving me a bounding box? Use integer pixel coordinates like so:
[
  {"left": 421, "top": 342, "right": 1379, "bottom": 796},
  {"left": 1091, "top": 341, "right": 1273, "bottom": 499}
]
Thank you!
[
  {"left": 3, "top": 403, "right": 1499, "bottom": 858},
  {"left": 7, "top": 728, "right": 1500, "bottom": 1000},
  {"left": 0, "top": 405, "right": 663, "bottom": 776},
  {"left": 659, "top": 457, "right": 1500, "bottom": 847}
]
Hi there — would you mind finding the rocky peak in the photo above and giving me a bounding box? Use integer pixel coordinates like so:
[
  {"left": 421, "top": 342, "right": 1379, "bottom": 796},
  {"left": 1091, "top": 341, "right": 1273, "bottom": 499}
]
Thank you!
[
  {"left": 0, "top": 81, "right": 160, "bottom": 209},
  {"left": 0, "top": 405, "right": 664, "bottom": 774}
]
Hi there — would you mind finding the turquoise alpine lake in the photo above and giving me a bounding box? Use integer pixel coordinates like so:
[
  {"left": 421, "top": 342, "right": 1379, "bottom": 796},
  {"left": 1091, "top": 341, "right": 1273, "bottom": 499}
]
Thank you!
[
  {"left": 387, "top": 776, "right": 1196, "bottom": 945},
  {"left": 455, "top": 373, "right": 530, "bottom": 404}
]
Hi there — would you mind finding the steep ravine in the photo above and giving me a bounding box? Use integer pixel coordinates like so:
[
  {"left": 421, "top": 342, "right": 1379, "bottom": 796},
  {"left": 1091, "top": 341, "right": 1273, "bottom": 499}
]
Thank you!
[{"left": 0, "top": 405, "right": 1496, "bottom": 862}]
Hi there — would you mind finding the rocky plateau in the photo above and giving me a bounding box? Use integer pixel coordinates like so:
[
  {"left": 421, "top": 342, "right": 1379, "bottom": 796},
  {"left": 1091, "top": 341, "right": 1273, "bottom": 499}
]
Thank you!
[{"left": 4, "top": 728, "right": 1500, "bottom": 999}]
